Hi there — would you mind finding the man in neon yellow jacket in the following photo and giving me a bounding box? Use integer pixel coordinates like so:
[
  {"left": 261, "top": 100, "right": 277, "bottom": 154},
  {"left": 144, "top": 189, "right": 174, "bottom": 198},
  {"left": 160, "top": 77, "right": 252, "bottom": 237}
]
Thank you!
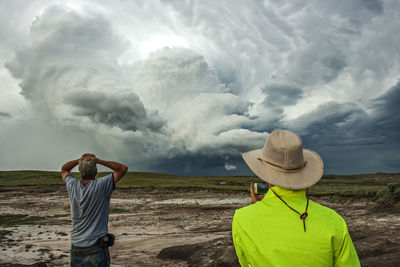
[{"left": 232, "top": 129, "right": 360, "bottom": 267}]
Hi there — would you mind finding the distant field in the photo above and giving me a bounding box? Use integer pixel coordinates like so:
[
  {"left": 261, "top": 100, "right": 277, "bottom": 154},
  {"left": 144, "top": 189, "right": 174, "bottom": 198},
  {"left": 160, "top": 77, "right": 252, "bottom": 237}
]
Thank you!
[{"left": 0, "top": 170, "right": 399, "bottom": 197}]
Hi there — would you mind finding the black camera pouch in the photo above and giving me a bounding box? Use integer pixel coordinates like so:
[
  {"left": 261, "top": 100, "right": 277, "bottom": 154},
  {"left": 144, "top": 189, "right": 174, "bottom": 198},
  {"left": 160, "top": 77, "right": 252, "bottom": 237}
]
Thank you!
[
  {"left": 107, "top": 233, "right": 115, "bottom": 247},
  {"left": 98, "top": 233, "right": 115, "bottom": 248}
]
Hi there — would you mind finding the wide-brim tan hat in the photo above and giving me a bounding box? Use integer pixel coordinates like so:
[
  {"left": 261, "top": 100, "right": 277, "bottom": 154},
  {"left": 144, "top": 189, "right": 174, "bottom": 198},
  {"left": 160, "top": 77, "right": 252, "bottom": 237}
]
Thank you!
[{"left": 243, "top": 129, "right": 323, "bottom": 189}]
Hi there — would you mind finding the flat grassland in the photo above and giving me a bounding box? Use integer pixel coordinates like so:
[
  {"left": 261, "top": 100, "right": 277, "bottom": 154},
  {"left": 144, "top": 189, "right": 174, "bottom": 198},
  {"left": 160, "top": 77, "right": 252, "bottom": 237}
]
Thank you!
[
  {"left": 0, "top": 170, "right": 393, "bottom": 195},
  {"left": 0, "top": 171, "right": 399, "bottom": 266}
]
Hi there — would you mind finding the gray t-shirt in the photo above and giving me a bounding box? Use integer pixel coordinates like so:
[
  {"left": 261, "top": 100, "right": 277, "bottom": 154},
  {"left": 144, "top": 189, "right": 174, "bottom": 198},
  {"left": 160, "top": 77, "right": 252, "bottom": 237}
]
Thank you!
[{"left": 65, "top": 173, "right": 114, "bottom": 247}]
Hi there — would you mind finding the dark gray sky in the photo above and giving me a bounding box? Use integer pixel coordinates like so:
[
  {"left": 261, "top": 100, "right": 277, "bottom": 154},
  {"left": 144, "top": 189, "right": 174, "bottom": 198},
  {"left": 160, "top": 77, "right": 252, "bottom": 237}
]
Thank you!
[{"left": 0, "top": 0, "right": 399, "bottom": 175}]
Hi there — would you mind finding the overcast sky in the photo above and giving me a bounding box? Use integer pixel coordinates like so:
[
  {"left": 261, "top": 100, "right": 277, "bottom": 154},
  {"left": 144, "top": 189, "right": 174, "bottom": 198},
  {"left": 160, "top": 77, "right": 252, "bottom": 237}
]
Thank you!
[{"left": 0, "top": 0, "right": 399, "bottom": 175}]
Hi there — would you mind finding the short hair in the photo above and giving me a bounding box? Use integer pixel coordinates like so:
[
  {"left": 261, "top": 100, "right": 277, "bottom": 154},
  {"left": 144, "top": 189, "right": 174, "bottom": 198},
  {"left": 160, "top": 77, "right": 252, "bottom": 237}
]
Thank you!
[{"left": 79, "top": 158, "right": 97, "bottom": 180}]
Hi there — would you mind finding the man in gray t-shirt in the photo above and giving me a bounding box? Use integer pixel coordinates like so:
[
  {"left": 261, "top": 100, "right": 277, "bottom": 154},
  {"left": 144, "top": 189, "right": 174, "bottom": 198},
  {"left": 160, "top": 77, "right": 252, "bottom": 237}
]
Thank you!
[{"left": 61, "top": 153, "right": 128, "bottom": 267}]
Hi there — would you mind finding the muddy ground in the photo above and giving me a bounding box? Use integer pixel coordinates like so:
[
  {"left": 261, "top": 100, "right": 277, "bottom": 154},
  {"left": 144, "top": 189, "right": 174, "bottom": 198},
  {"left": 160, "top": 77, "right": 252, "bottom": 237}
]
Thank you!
[{"left": 0, "top": 186, "right": 399, "bottom": 267}]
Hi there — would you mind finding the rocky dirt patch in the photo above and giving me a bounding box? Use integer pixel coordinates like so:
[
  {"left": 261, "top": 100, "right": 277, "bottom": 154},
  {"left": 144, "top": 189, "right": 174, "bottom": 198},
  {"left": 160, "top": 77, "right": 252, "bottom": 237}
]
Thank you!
[{"left": 0, "top": 186, "right": 399, "bottom": 266}]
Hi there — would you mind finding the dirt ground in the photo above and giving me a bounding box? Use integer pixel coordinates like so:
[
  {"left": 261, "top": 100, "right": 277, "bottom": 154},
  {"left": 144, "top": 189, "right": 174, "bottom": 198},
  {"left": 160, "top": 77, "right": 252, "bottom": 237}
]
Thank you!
[{"left": 0, "top": 186, "right": 399, "bottom": 267}]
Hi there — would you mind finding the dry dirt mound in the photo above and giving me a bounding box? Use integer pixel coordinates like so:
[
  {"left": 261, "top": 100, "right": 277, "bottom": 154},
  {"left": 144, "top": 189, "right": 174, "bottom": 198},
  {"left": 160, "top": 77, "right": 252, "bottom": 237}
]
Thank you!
[
  {"left": 157, "top": 237, "right": 239, "bottom": 267},
  {"left": 350, "top": 227, "right": 400, "bottom": 267},
  {"left": 360, "top": 252, "right": 400, "bottom": 267},
  {"left": 371, "top": 182, "right": 400, "bottom": 212}
]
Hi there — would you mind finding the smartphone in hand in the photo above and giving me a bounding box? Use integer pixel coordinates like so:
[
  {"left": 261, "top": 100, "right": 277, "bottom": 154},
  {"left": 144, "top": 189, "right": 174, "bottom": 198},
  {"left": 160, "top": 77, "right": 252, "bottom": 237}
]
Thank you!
[{"left": 253, "top": 182, "right": 269, "bottom": 195}]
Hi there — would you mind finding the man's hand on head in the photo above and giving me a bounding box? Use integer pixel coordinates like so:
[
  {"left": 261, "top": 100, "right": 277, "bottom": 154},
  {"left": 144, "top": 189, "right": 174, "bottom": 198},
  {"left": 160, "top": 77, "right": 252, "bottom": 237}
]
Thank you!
[
  {"left": 61, "top": 157, "right": 82, "bottom": 182},
  {"left": 92, "top": 157, "right": 128, "bottom": 184},
  {"left": 84, "top": 156, "right": 96, "bottom": 162},
  {"left": 81, "top": 153, "right": 96, "bottom": 160}
]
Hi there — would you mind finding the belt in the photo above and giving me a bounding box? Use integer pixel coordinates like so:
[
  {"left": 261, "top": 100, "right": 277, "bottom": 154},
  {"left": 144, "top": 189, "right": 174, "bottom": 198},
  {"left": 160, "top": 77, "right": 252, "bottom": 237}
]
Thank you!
[
  {"left": 71, "top": 241, "right": 103, "bottom": 256},
  {"left": 71, "top": 234, "right": 114, "bottom": 252}
]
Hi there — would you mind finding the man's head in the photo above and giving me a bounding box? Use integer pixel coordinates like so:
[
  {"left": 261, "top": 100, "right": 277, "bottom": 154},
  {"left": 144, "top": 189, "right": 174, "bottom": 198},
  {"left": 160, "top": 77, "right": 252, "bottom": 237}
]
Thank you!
[
  {"left": 79, "top": 158, "right": 97, "bottom": 180},
  {"left": 242, "top": 129, "right": 324, "bottom": 189}
]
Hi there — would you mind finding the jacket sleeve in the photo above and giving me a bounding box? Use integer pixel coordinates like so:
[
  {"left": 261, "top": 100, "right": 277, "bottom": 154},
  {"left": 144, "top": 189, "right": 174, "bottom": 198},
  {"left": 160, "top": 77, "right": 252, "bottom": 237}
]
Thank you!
[
  {"left": 333, "top": 219, "right": 361, "bottom": 267},
  {"left": 232, "top": 212, "right": 249, "bottom": 267}
]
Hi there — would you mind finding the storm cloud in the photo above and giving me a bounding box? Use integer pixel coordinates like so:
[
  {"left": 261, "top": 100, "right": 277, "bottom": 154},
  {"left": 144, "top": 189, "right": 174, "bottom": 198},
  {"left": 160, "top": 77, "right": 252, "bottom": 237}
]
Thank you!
[
  {"left": 63, "top": 91, "right": 166, "bottom": 132},
  {"left": 284, "top": 81, "right": 400, "bottom": 173},
  {"left": 1, "top": 1, "right": 399, "bottom": 174},
  {"left": 0, "top": 111, "right": 11, "bottom": 118},
  {"left": 3, "top": 5, "right": 266, "bottom": 173}
]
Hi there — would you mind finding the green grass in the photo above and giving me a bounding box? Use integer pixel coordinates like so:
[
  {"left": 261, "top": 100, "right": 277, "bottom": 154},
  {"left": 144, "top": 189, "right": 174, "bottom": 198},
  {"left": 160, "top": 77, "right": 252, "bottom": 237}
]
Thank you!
[
  {"left": 0, "top": 170, "right": 398, "bottom": 197},
  {"left": 56, "top": 231, "right": 68, "bottom": 236},
  {"left": 0, "top": 170, "right": 62, "bottom": 186},
  {"left": 0, "top": 229, "right": 13, "bottom": 242},
  {"left": 116, "top": 172, "right": 261, "bottom": 191},
  {"left": 0, "top": 213, "right": 71, "bottom": 227},
  {"left": 109, "top": 207, "right": 131, "bottom": 213},
  {"left": 0, "top": 214, "right": 44, "bottom": 227}
]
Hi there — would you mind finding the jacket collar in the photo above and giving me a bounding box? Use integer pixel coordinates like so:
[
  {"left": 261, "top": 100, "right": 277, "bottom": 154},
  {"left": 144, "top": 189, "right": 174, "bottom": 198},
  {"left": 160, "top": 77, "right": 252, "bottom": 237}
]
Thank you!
[{"left": 264, "top": 186, "right": 306, "bottom": 200}]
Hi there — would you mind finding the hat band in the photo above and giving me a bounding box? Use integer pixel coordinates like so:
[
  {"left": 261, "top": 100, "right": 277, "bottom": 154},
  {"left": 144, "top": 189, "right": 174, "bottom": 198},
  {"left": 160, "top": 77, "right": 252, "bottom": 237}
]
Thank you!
[{"left": 257, "top": 157, "right": 307, "bottom": 173}]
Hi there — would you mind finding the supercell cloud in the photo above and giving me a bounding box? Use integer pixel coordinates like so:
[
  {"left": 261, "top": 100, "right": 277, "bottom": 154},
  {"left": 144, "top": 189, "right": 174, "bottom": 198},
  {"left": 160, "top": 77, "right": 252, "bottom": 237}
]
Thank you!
[{"left": 0, "top": 1, "right": 399, "bottom": 174}]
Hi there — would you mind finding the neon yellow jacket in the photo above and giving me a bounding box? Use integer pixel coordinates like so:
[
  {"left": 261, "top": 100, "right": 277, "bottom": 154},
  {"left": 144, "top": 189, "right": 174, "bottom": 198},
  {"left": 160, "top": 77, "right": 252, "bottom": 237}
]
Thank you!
[{"left": 232, "top": 186, "right": 360, "bottom": 267}]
